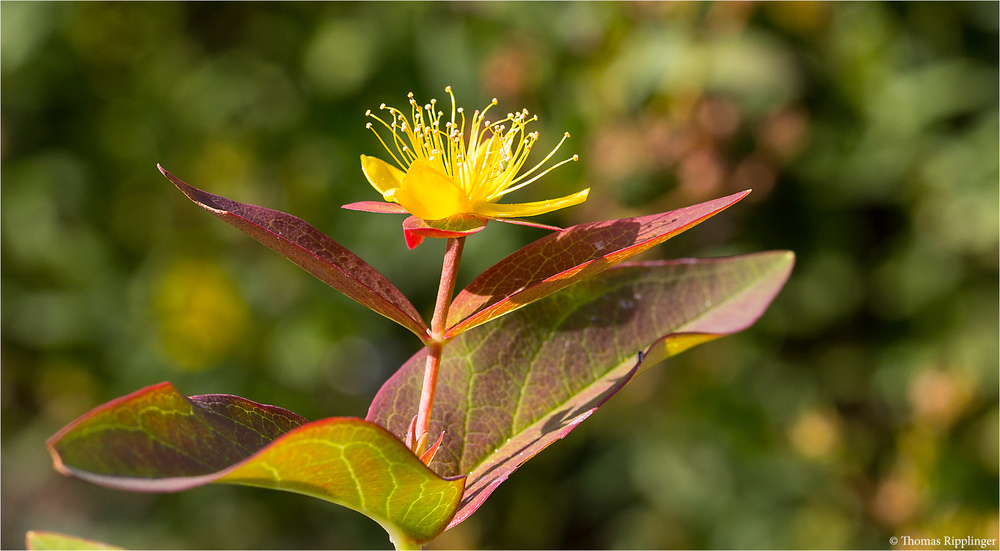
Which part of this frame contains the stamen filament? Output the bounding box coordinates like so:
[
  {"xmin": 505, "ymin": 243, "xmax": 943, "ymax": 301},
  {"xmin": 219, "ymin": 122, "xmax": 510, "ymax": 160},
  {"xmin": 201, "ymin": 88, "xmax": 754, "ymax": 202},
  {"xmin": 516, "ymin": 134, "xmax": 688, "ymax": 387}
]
[
  {"xmin": 362, "ymin": 88, "xmax": 586, "ymax": 221},
  {"xmin": 506, "ymin": 131, "xmax": 572, "ymax": 187},
  {"xmin": 495, "ymin": 154, "xmax": 579, "ymax": 198}
]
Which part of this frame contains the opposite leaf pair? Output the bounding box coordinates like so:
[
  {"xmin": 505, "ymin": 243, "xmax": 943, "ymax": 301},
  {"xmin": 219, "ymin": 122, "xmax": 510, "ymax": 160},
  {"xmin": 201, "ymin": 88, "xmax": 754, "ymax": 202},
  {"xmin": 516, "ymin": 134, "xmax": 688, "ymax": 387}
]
[
  {"xmin": 38, "ymin": 90, "xmax": 792, "ymax": 550},
  {"xmin": 45, "ymin": 169, "xmax": 792, "ymax": 549},
  {"xmin": 161, "ymin": 166, "xmax": 755, "ymax": 344}
]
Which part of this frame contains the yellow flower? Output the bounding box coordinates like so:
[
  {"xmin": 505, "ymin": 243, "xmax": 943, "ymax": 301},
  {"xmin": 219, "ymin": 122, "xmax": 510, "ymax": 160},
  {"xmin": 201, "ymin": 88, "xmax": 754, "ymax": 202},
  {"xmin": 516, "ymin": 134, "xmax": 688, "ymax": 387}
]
[{"xmin": 352, "ymin": 87, "xmax": 589, "ymax": 226}]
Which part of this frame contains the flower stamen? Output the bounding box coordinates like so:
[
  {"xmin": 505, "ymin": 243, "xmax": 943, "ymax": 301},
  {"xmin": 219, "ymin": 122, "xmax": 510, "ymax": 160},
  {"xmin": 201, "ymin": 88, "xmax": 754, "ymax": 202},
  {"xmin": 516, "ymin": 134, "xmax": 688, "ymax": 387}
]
[{"xmin": 358, "ymin": 87, "xmax": 589, "ymax": 228}]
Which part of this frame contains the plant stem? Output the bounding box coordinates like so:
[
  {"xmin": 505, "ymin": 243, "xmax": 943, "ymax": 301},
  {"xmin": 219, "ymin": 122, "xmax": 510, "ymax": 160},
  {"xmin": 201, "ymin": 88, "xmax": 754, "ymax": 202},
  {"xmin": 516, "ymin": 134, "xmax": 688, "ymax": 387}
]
[
  {"xmin": 413, "ymin": 237, "xmax": 465, "ymax": 456},
  {"xmin": 387, "ymin": 526, "xmax": 422, "ymax": 551},
  {"xmin": 393, "ymin": 538, "xmax": 422, "ymax": 551}
]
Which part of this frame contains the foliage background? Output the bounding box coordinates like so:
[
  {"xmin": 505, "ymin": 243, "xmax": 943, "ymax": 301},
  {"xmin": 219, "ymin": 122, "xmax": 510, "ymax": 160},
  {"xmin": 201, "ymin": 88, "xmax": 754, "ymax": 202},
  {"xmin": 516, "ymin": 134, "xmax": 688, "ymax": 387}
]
[{"xmin": 2, "ymin": 2, "xmax": 997, "ymax": 549}]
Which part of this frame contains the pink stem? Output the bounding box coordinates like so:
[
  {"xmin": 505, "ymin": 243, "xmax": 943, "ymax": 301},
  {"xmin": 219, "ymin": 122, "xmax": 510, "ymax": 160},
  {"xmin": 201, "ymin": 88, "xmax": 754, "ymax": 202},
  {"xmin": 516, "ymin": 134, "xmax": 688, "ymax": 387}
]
[{"xmin": 413, "ymin": 237, "xmax": 465, "ymax": 456}]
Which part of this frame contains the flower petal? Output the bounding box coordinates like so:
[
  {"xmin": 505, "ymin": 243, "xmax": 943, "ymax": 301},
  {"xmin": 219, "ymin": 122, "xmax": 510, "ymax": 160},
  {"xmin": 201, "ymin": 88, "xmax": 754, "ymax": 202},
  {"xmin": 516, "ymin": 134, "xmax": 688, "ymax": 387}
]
[
  {"xmin": 360, "ymin": 155, "xmax": 405, "ymax": 197},
  {"xmin": 474, "ymin": 188, "xmax": 590, "ymax": 219},
  {"xmin": 394, "ymin": 160, "xmax": 473, "ymax": 221}
]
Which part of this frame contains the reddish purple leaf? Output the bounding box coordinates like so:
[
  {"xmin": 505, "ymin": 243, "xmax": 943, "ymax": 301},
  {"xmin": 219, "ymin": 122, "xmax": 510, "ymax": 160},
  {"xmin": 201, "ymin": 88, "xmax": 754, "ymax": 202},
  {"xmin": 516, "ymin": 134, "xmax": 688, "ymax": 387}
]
[
  {"xmin": 47, "ymin": 382, "xmax": 465, "ymax": 546},
  {"xmin": 367, "ymin": 251, "xmax": 794, "ymax": 528},
  {"xmin": 159, "ymin": 165, "xmax": 430, "ymax": 342},
  {"xmin": 444, "ymin": 190, "xmax": 751, "ymax": 339}
]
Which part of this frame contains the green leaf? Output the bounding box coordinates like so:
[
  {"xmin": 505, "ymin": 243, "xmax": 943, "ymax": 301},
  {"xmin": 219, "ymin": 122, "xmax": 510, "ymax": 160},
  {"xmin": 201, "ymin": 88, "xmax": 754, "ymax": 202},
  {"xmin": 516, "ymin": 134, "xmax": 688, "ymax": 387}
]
[
  {"xmin": 444, "ymin": 190, "xmax": 751, "ymax": 339},
  {"xmin": 26, "ymin": 531, "xmax": 123, "ymax": 550},
  {"xmin": 159, "ymin": 165, "xmax": 431, "ymax": 343},
  {"xmin": 47, "ymin": 383, "xmax": 465, "ymax": 547},
  {"xmin": 368, "ymin": 251, "xmax": 794, "ymax": 528}
]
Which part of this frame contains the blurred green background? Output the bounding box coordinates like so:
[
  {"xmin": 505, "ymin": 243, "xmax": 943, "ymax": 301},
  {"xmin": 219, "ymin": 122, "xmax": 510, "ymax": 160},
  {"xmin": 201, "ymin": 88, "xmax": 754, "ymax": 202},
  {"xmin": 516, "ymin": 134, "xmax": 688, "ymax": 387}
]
[{"xmin": 2, "ymin": 2, "xmax": 997, "ymax": 549}]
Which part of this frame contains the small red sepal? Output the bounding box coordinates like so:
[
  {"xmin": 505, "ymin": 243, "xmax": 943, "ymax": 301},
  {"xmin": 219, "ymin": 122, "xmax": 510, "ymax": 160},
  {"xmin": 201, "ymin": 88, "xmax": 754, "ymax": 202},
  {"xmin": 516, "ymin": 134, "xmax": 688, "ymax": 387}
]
[
  {"xmin": 419, "ymin": 432, "xmax": 445, "ymax": 466},
  {"xmin": 342, "ymin": 201, "xmax": 409, "ymax": 214},
  {"xmin": 401, "ymin": 215, "xmax": 488, "ymax": 249},
  {"xmin": 405, "ymin": 415, "xmax": 418, "ymax": 449}
]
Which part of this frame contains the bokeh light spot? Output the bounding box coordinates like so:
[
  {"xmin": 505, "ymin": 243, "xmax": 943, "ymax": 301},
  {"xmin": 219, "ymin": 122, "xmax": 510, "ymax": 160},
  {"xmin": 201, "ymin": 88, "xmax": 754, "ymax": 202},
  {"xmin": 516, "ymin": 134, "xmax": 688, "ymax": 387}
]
[{"xmin": 154, "ymin": 259, "xmax": 250, "ymax": 371}]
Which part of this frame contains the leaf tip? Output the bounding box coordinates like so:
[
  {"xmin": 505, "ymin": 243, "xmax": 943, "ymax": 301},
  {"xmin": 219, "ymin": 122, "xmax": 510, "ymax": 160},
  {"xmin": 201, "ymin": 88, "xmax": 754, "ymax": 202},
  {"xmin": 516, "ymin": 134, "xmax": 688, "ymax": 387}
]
[
  {"xmin": 45, "ymin": 435, "xmax": 69, "ymax": 477},
  {"xmin": 777, "ymin": 250, "xmax": 796, "ymax": 282},
  {"xmin": 157, "ymin": 164, "xmax": 185, "ymax": 189},
  {"xmin": 156, "ymin": 164, "xmax": 177, "ymax": 183},
  {"xmin": 767, "ymin": 250, "xmax": 796, "ymax": 280},
  {"xmin": 46, "ymin": 381, "xmax": 180, "ymax": 479}
]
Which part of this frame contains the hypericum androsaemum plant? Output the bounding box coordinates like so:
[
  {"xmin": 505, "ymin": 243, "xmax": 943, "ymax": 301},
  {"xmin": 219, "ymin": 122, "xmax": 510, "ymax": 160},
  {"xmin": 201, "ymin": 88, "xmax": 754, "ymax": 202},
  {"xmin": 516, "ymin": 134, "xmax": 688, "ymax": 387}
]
[{"xmin": 33, "ymin": 88, "xmax": 794, "ymax": 550}]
